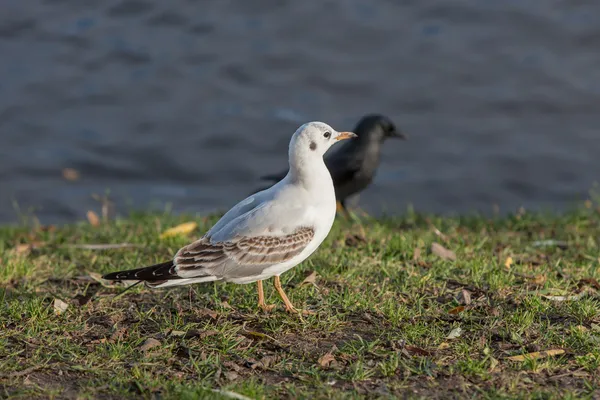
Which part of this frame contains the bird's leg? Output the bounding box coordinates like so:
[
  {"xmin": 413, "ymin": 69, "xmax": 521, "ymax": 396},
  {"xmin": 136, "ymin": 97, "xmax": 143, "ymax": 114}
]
[
  {"xmin": 273, "ymin": 276, "xmax": 314, "ymax": 315},
  {"xmin": 256, "ymin": 280, "xmax": 276, "ymax": 312},
  {"xmin": 273, "ymin": 276, "xmax": 297, "ymax": 313}
]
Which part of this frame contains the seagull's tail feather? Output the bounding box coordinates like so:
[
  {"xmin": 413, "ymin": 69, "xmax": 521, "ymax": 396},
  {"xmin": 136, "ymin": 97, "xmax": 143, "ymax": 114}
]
[
  {"xmin": 102, "ymin": 260, "xmax": 180, "ymax": 282},
  {"xmin": 102, "ymin": 261, "xmax": 220, "ymax": 289}
]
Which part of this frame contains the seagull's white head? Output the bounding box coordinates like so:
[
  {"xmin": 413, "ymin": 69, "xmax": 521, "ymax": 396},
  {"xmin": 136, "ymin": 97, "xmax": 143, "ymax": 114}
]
[
  {"xmin": 289, "ymin": 121, "xmax": 357, "ymax": 159},
  {"xmin": 287, "ymin": 121, "xmax": 357, "ymax": 183}
]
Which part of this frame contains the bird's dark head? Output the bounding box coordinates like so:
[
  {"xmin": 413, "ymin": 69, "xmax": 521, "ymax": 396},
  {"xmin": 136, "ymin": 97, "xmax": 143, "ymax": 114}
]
[{"xmin": 354, "ymin": 114, "xmax": 407, "ymax": 142}]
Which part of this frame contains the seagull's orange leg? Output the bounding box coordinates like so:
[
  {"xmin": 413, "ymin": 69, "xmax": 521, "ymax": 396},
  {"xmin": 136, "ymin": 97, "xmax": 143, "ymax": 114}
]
[
  {"xmin": 257, "ymin": 280, "xmax": 276, "ymax": 312},
  {"xmin": 273, "ymin": 276, "xmax": 314, "ymax": 315}
]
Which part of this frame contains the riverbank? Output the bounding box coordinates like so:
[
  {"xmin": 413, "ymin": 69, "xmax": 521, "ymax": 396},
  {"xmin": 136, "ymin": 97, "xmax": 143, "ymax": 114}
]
[{"xmin": 1, "ymin": 208, "xmax": 600, "ymax": 398}]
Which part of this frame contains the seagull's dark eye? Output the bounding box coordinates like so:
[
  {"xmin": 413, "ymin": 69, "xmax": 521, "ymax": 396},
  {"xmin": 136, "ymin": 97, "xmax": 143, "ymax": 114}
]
[{"xmin": 323, "ymin": 131, "xmax": 331, "ymax": 139}]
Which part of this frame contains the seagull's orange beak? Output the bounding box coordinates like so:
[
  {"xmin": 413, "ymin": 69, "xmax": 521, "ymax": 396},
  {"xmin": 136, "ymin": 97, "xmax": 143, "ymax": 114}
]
[{"xmin": 336, "ymin": 132, "xmax": 358, "ymax": 141}]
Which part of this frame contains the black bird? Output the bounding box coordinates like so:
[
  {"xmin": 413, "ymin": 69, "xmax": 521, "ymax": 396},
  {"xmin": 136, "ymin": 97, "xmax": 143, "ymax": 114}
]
[{"xmin": 259, "ymin": 114, "xmax": 407, "ymax": 213}]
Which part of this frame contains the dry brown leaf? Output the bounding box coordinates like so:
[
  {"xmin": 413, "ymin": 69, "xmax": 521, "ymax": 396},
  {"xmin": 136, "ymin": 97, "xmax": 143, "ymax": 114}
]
[
  {"xmin": 87, "ymin": 211, "xmax": 100, "ymax": 227},
  {"xmin": 197, "ymin": 308, "xmax": 218, "ymax": 319},
  {"xmin": 431, "ymin": 242, "xmax": 456, "ymax": 261},
  {"xmin": 438, "ymin": 342, "xmax": 450, "ymax": 350},
  {"xmin": 139, "ymin": 338, "xmax": 161, "ymax": 352},
  {"xmin": 504, "ymin": 256, "xmax": 513, "ymax": 269},
  {"xmin": 53, "ymin": 298, "xmax": 69, "ymax": 315},
  {"xmin": 251, "ymin": 355, "xmax": 278, "ymax": 370},
  {"xmin": 530, "ymin": 274, "xmax": 546, "ymax": 285},
  {"xmin": 300, "ymin": 271, "xmax": 317, "ymax": 286},
  {"xmin": 62, "ymin": 168, "xmax": 80, "ymax": 181},
  {"xmin": 448, "ymin": 306, "xmax": 465, "ymax": 315},
  {"xmin": 160, "ymin": 222, "xmax": 198, "ymax": 239},
  {"xmin": 405, "ymin": 345, "xmax": 433, "ymax": 356},
  {"xmin": 318, "ymin": 345, "xmax": 338, "ymax": 368},
  {"xmin": 507, "ymin": 349, "xmax": 564, "ymax": 361},
  {"xmin": 458, "ymin": 289, "xmax": 472, "ymax": 305},
  {"xmin": 318, "ymin": 353, "xmax": 336, "ymax": 368}
]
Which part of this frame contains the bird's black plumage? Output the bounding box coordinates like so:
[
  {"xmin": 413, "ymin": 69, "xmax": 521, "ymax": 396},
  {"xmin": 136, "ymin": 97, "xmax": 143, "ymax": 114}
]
[
  {"xmin": 259, "ymin": 114, "xmax": 406, "ymax": 210},
  {"xmin": 102, "ymin": 260, "xmax": 180, "ymax": 283}
]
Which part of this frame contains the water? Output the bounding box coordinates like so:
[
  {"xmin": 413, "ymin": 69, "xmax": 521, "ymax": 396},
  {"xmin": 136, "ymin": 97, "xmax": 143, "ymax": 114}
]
[{"xmin": 1, "ymin": 0, "xmax": 599, "ymax": 224}]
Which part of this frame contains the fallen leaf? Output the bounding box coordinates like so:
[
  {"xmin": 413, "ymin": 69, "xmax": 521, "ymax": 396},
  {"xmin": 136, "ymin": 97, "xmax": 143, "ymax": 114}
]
[
  {"xmin": 319, "ymin": 353, "xmax": 336, "ymax": 368},
  {"xmin": 530, "ymin": 274, "xmax": 546, "ymax": 285},
  {"xmin": 446, "ymin": 327, "xmax": 463, "ymax": 340},
  {"xmin": 458, "ymin": 289, "xmax": 472, "ymax": 305},
  {"xmin": 405, "ymin": 345, "xmax": 433, "ymax": 356},
  {"xmin": 318, "ymin": 345, "xmax": 338, "ymax": 368},
  {"xmin": 87, "ymin": 211, "xmax": 100, "ymax": 227},
  {"xmin": 251, "ymin": 355, "xmax": 278, "ymax": 370},
  {"xmin": 431, "ymin": 242, "xmax": 456, "ymax": 261},
  {"xmin": 507, "ymin": 349, "xmax": 564, "ymax": 362},
  {"xmin": 170, "ymin": 330, "xmax": 186, "ymax": 337},
  {"xmin": 53, "ymin": 299, "xmax": 69, "ymax": 315},
  {"xmin": 448, "ymin": 306, "xmax": 465, "ymax": 315},
  {"xmin": 438, "ymin": 342, "xmax": 450, "ymax": 350},
  {"xmin": 139, "ymin": 338, "xmax": 161, "ymax": 352},
  {"xmin": 62, "ymin": 168, "xmax": 80, "ymax": 181},
  {"xmin": 224, "ymin": 371, "xmax": 239, "ymax": 381},
  {"xmin": 220, "ymin": 301, "xmax": 234, "ymax": 309},
  {"xmin": 160, "ymin": 222, "xmax": 198, "ymax": 239},
  {"xmin": 504, "ymin": 256, "xmax": 513, "ymax": 269},
  {"xmin": 300, "ymin": 271, "xmax": 317, "ymax": 286},
  {"xmin": 197, "ymin": 308, "xmax": 218, "ymax": 319},
  {"xmin": 542, "ymin": 290, "xmax": 589, "ymax": 302},
  {"xmin": 489, "ymin": 357, "xmax": 499, "ymax": 372}
]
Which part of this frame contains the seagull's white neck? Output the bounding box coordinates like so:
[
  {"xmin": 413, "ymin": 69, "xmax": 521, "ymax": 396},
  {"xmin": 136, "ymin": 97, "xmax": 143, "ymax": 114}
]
[{"xmin": 287, "ymin": 147, "xmax": 331, "ymax": 191}]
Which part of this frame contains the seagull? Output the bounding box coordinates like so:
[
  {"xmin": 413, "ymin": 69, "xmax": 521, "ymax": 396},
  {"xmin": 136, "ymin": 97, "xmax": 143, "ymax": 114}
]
[
  {"xmin": 102, "ymin": 122, "xmax": 357, "ymax": 314},
  {"xmin": 259, "ymin": 114, "xmax": 406, "ymax": 213}
]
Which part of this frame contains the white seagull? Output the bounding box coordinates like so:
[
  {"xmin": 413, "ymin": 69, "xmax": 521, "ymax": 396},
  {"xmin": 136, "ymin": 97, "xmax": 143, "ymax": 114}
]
[{"xmin": 102, "ymin": 122, "xmax": 357, "ymax": 313}]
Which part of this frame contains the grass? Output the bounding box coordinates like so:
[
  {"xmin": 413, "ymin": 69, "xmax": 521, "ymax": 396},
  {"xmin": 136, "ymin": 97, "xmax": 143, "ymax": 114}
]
[{"xmin": 1, "ymin": 205, "xmax": 600, "ymax": 399}]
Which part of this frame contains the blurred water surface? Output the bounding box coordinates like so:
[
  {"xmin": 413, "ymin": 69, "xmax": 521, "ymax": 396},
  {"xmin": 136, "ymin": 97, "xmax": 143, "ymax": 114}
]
[{"xmin": 1, "ymin": 0, "xmax": 599, "ymax": 223}]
